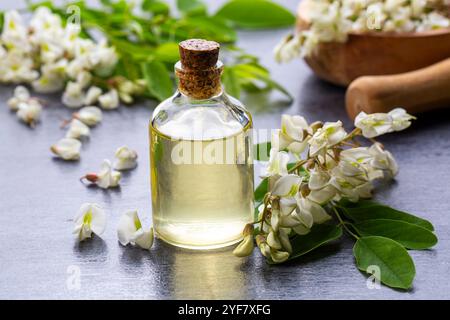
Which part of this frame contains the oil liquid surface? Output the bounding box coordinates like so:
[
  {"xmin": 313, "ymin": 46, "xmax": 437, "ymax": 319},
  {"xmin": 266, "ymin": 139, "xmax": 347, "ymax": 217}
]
[{"xmin": 150, "ymin": 108, "xmax": 254, "ymax": 249}]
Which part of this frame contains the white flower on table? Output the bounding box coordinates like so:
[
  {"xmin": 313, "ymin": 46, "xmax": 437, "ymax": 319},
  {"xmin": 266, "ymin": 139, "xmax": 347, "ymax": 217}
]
[
  {"xmin": 16, "ymin": 101, "xmax": 42, "ymax": 127},
  {"xmin": 117, "ymin": 210, "xmax": 154, "ymax": 250},
  {"xmin": 7, "ymin": 86, "xmax": 31, "ymax": 111},
  {"xmin": 62, "ymin": 81, "xmax": 85, "ymax": 108},
  {"xmin": 32, "ymin": 59, "xmax": 67, "ymax": 93},
  {"xmin": 114, "ymin": 146, "xmax": 138, "ymax": 170},
  {"xmin": 308, "ymin": 121, "xmax": 347, "ymax": 156},
  {"xmin": 73, "ymin": 203, "xmax": 106, "ymax": 241},
  {"xmin": 99, "ymin": 89, "xmax": 120, "ymax": 110},
  {"xmin": 82, "ymin": 159, "xmax": 121, "ymax": 189},
  {"xmin": 73, "ymin": 106, "xmax": 103, "ymax": 126},
  {"xmin": 0, "ymin": 53, "xmax": 39, "ymax": 83},
  {"xmin": 50, "ymin": 138, "xmax": 82, "ymax": 160},
  {"xmin": 84, "ymin": 86, "xmax": 103, "ymax": 105},
  {"xmin": 1, "ymin": 11, "xmax": 30, "ymax": 51},
  {"xmin": 66, "ymin": 119, "xmax": 90, "ymax": 139},
  {"xmin": 76, "ymin": 71, "xmax": 92, "ymax": 89}
]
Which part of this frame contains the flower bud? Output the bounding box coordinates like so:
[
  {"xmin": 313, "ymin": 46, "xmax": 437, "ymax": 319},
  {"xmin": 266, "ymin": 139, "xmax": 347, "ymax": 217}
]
[
  {"xmin": 310, "ymin": 121, "xmax": 323, "ymax": 133},
  {"xmin": 243, "ymin": 223, "xmax": 254, "ymax": 237},
  {"xmin": 232, "ymin": 234, "xmax": 254, "ymax": 257}
]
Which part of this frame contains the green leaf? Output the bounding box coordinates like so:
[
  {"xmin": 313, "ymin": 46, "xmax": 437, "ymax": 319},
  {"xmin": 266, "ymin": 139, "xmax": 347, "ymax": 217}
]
[
  {"xmin": 233, "ymin": 63, "xmax": 293, "ymax": 101},
  {"xmin": 177, "ymin": 0, "xmax": 207, "ymax": 16},
  {"xmin": 142, "ymin": 0, "xmax": 170, "ymax": 16},
  {"xmin": 154, "ymin": 42, "xmax": 180, "ymax": 64},
  {"xmin": 352, "ymin": 219, "xmax": 437, "ymax": 250},
  {"xmin": 215, "ymin": 0, "xmax": 296, "ymax": 29},
  {"xmin": 254, "ymin": 141, "xmax": 271, "ymax": 161},
  {"xmin": 254, "ymin": 178, "xmax": 268, "ymax": 203},
  {"xmin": 285, "ymin": 224, "xmax": 343, "ymax": 262},
  {"xmin": 353, "ymin": 236, "xmax": 416, "ymax": 289},
  {"xmin": 181, "ymin": 16, "xmax": 237, "ymax": 43},
  {"xmin": 141, "ymin": 60, "xmax": 173, "ymax": 101},
  {"xmin": 222, "ymin": 67, "xmax": 241, "ymax": 98},
  {"xmin": 339, "ymin": 200, "xmax": 434, "ymax": 231}
]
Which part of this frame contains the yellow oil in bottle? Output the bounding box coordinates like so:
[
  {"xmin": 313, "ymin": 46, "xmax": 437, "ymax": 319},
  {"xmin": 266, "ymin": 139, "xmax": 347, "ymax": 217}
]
[{"xmin": 150, "ymin": 109, "xmax": 254, "ymax": 250}]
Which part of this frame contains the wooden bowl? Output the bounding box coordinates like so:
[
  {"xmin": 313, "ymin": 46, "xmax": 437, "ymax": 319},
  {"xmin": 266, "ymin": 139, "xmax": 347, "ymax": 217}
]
[{"xmin": 297, "ymin": 0, "xmax": 450, "ymax": 86}]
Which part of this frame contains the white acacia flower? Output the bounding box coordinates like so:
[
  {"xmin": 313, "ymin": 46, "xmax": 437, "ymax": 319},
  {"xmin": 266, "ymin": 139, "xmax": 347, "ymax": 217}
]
[
  {"xmin": 62, "ymin": 81, "xmax": 85, "ymax": 108},
  {"xmin": 84, "ymin": 86, "xmax": 102, "ymax": 105},
  {"xmin": 263, "ymin": 149, "xmax": 289, "ymax": 177},
  {"xmin": 8, "ymin": 86, "xmax": 30, "ymax": 111},
  {"xmin": 1, "ymin": 53, "xmax": 39, "ymax": 83},
  {"xmin": 114, "ymin": 146, "xmax": 138, "ymax": 170},
  {"xmin": 50, "ymin": 138, "xmax": 82, "ymax": 160},
  {"xmin": 117, "ymin": 210, "xmax": 154, "ymax": 250},
  {"xmin": 73, "ymin": 203, "xmax": 106, "ymax": 241},
  {"xmin": 354, "ymin": 111, "xmax": 393, "ymax": 138},
  {"xmin": 1, "ymin": 11, "xmax": 30, "ymax": 50},
  {"xmin": 369, "ymin": 143, "xmax": 399, "ymax": 178},
  {"xmin": 274, "ymin": 33, "xmax": 302, "ymax": 63},
  {"xmin": 307, "ymin": 170, "xmax": 336, "ymax": 204},
  {"xmin": 330, "ymin": 166, "xmax": 373, "ymax": 202},
  {"xmin": 99, "ymin": 89, "xmax": 119, "ymax": 110},
  {"xmin": 66, "ymin": 119, "xmax": 90, "ymax": 139},
  {"xmin": 271, "ymin": 174, "xmax": 302, "ymax": 198},
  {"xmin": 290, "ymin": 196, "xmax": 331, "ymax": 235},
  {"xmin": 90, "ymin": 40, "xmax": 118, "ymax": 77},
  {"xmin": 388, "ymin": 108, "xmax": 416, "ymax": 131},
  {"xmin": 256, "ymin": 235, "xmax": 289, "ymax": 263},
  {"xmin": 73, "ymin": 106, "xmax": 103, "ymax": 126},
  {"xmin": 279, "ymin": 114, "xmax": 311, "ymax": 154},
  {"xmin": 95, "ymin": 159, "xmax": 121, "ymax": 189},
  {"xmin": 16, "ymin": 101, "xmax": 42, "ymax": 127},
  {"xmin": 76, "ymin": 71, "xmax": 92, "ymax": 89},
  {"xmin": 32, "ymin": 59, "xmax": 67, "ymax": 93},
  {"xmin": 308, "ymin": 121, "xmax": 347, "ymax": 156}
]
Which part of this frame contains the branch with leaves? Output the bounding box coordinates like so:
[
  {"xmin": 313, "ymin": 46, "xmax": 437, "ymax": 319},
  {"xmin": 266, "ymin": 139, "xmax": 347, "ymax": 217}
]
[
  {"xmin": 10, "ymin": 0, "xmax": 294, "ymax": 106},
  {"xmin": 234, "ymin": 108, "xmax": 437, "ymax": 290}
]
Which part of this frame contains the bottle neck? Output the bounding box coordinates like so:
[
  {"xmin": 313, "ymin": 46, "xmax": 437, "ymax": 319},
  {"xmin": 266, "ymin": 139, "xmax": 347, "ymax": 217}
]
[{"xmin": 175, "ymin": 61, "xmax": 224, "ymax": 100}]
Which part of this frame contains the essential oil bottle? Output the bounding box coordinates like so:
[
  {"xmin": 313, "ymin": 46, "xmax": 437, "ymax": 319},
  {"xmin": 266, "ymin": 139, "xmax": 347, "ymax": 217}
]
[{"xmin": 150, "ymin": 39, "xmax": 254, "ymax": 250}]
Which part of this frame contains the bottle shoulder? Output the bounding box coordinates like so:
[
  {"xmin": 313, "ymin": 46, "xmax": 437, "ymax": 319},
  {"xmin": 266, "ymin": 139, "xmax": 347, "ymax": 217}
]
[{"xmin": 151, "ymin": 91, "xmax": 252, "ymax": 140}]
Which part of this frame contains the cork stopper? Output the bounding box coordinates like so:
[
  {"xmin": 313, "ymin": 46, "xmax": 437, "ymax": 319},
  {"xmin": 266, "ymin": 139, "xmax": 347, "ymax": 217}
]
[
  {"xmin": 176, "ymin": 39, "xmax": 223, "ymax": 99},
  {"xmin": 179, "ymin": 39, "xmax": 220, "ymax": 70}
]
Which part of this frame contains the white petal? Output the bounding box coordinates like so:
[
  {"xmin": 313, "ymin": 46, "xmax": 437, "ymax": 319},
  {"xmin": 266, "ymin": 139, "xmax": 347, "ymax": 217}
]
[
  {"xmin": 117, "ymin": 210, "xmax": 140, "ymax": 246},
  {"xmin": 89, "ymin": 204, "xmax": 107, "ymax": 236},
  {"xmin": 308, "ymin": 171, "xmax": 330, "ymax": 190},
  {"xmin": 271, "ymin": 174, "xmax": 302, "ymax": 197},
  {"xmin": 267, "ymin": 230, "xmax": 282, "ymax": 250},
  {"xmin": 134, "ymin": 228, "xmax": 154, "ymax": 250},
  {"xmin": 113, "ymin": 146, "xmax": 138, "ymax": 170},
  {"xmin": 66, "ymin": 119, "xmax": 90, "ymax": 139},
  {"xmin": 75, "ymin": 106, "xmax": 102, "ymax": 126},
  {"xmin": 84, "ymin": 86, "xmax": 102, "ymax": 105},
  {"xmin": 50, "ymin": 138, "xmax": 81, "ymax": 160}
]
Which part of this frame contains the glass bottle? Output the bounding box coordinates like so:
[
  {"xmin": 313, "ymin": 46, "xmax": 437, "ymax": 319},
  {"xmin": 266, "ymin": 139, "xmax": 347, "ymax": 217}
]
[{"xmin": 149, "ymin": 39, "xmax": 254, "ymax": 250}]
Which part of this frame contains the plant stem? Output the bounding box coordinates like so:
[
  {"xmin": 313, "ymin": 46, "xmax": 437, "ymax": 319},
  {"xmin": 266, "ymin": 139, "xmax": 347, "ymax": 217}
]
[
  {"xmin": 331, "ymin": 206, "xmax": 359, "ymax": 240},
  {"xmin": 288, "ymin": 159, "xmax": 307, "ymax": 173}
]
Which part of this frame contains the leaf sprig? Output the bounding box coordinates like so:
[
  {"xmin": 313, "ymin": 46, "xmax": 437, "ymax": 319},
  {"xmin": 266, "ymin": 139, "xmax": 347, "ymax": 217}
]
[{"xmin": 28, "ymin": 0, "xmax": 294, "ymax": 102}]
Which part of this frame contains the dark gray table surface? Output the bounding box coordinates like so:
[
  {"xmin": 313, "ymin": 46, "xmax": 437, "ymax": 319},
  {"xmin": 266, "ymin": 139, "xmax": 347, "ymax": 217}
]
[{"xmin": 1, "ymin": 0, "xmax": 449, "ymax": 300}]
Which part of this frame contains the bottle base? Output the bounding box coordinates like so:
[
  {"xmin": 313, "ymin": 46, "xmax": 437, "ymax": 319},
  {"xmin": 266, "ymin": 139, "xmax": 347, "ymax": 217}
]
[{"xmin": 154, "ymin": 230, "xmax": 243, "ymax": 250}]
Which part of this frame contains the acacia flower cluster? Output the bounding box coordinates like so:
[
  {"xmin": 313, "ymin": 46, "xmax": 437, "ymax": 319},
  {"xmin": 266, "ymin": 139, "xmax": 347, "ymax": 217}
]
[
  {"xmin": 0, "ymin": 8, "xmax": 145, "ymax": 112},
  {"xmin": 74, "ymin": 203, "xmax": 153, "ymax": 249},
  {"xmin": 274, "ymin": 0, "xmax": 450, "ymax": 60},
  {"xmin": 233, "ymin": 108, "xmax": 415, "ymax": 263}
]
